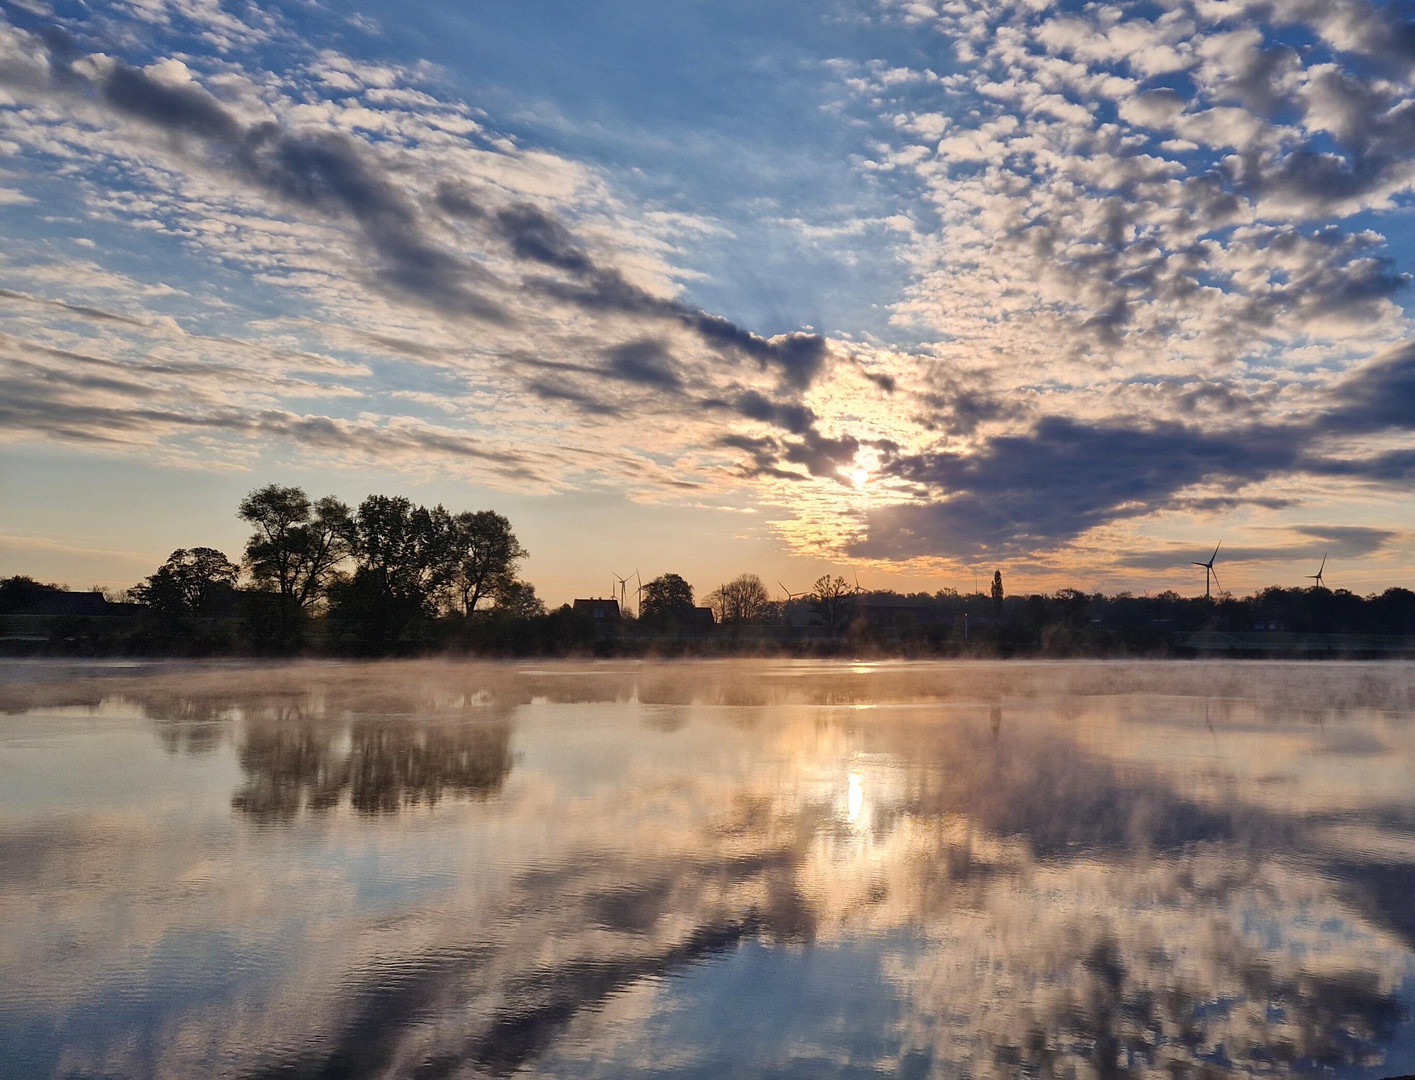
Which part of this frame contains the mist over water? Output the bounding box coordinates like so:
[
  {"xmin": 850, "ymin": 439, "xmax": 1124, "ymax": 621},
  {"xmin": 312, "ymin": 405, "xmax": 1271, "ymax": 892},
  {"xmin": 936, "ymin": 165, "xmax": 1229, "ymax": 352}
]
[{"xmin": 2, "ymin": 659, "xmax": 1414, "ymax": 1079}]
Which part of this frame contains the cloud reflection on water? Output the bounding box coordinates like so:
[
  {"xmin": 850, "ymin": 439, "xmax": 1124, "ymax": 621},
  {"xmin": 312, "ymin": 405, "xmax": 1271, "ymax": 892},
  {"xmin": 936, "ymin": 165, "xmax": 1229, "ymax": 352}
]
[{"xmin": 0, "ymin": 660, "xmax": 1413, "ymax": 1079}]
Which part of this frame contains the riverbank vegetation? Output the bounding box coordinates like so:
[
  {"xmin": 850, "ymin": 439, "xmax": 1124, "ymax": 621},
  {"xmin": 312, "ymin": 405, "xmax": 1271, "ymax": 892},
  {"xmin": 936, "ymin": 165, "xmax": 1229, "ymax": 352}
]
[{"xmin": 4, "ymin": 484, "xmax": 1415, "ymax": 658}]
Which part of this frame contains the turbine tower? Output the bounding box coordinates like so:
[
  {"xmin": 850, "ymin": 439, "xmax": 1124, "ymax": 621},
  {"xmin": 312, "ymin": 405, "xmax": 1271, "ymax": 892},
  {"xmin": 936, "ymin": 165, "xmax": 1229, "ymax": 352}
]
[
  {"xmin": 1307, "ymin": 553, "xmax": 1327, "ymax": 589},
  {"xmin": 1192, "ymin": 542, "xmax": 1222, "ymax": 600}
]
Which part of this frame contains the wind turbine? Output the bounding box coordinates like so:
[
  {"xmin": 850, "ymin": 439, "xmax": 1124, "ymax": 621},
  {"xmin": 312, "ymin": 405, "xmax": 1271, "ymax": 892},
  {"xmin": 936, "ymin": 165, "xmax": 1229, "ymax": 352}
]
[
  {"xmin": 1192, "ymin": 542, "xmax": 1222, "ymax": 600},
  {"xmin": 1307, "ymin": 553, "xmax": 1327, "ymax": 589},
  {"xmin": 778, "ymin": 581, "xmax": 805, "ymax": 602},
  {"xmin": 612, "ymin": 573, "xmax": 629, "ymax": 614},
  {"xmin": 634, "ymin": 569, "xmax": 643, "ymax": 618}
]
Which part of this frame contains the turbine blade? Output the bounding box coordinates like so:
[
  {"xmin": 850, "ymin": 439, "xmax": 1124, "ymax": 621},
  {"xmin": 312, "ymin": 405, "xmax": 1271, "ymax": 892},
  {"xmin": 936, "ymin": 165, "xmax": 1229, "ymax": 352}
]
[
  {"xmin": 1210, "ymin": 567, "xmax": 1221, "ymax": 594},
  {"xmin": 1211, "ymin": 541, "xmax": 1222, "ymax": 561}
]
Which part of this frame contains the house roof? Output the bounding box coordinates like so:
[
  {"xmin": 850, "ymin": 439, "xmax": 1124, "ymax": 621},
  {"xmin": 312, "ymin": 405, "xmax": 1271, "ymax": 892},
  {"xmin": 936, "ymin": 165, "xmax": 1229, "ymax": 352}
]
[
  {"xmin": 8, "ymin": 591, "xmax": 115, "ymax": 617},
  {"xmin": 572, "ymin": 598, "xmax": 621, "ymax": 619}
]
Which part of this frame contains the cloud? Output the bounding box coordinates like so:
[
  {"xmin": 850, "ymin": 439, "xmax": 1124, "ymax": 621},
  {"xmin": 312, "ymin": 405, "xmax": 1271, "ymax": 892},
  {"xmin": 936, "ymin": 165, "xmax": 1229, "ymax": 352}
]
[
  {"xmin": 854, "ymin": 416, "xmax": 1301, "ymax": 559},
  {"xmin": 523, "ymin": 377, "xmax": 622, "ymax": 417},
  {"xmin": 848, "ymin": 344, "xmax": 1415, "ymax": 559},
  {"xmin": 95, "ymin": 57, "xmax": 243, "ymax": 139},
  {"xmin": 0, "ymin": 5, "xmax": 864, "ymax": 522},
  {"xmin": 794, "ymin": 0, "xmax": 1415, "ymax": 563},
  {"xmin": 6, "ymin": 20, "xmax": 829, "ymax": 391},
  {"xmin": 1325, "ymin": 340, "xmax": 1415, "ymax": 433},
  {"xmin": 602, "ymin": 339, "xmax": 683, "ymax": 392},
  {"xmin": 719, "ymin": 390, "xmax": 816, "ymax": 436},
  {"xmin": 1290, "ymin": 523, "xmax": 1401, "ymax": 552},
  {"xmin": 842, "ymin": 0, "xmax": 1415, "ymax": 387},
  {"xmin": 533, "ymin": 263, "xmax": 829, "ymax": 390},
  {"xmin": 1115, "ymin": 525, "xmax": 1399, "ymax": 571}
]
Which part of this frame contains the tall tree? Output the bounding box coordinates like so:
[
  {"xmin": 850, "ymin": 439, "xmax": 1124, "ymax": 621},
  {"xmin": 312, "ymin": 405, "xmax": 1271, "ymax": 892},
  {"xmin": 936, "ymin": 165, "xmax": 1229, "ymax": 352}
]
[
  {"xmin": 449, "ymin": 510, "xmax": 527, "ymax": 615},
  {"xmin": 239, "ymin": 485, "xmax": 352, "ymax": 609},
  {"xmin": 328, "ymin": 496, "xmax": 458, "ymax": 653},
  {"xmin": 130, "ymin": 548, "xmax": 239, "ymax": 615},
  {"xmin": 810, "ymin": 574, "xmax": 855, "ymax": 633},
  {"xmin": 991, "ymin": 571, "xmax": 1004, "ymax": 616},
  {"xmin": 300, "ymin": 496, "xmax": 354, "ymax": 606},
  {"xmin": 238, "ymin": 485, "xmax": 309, "ymax": 599},
  {"xmin": 706, "ymin": 574, "xmax": 772, "ymax": 624},
  {"xmin": 128, "ymin": 548, "xmax": 240, "ymax": 654},
  {"xmin": 640, "ymin": 573, "xmax": 695, "ymax": 624},
  {"xmin": 345, "ymin": 496, "xmax": 456, "ymax": 608}
]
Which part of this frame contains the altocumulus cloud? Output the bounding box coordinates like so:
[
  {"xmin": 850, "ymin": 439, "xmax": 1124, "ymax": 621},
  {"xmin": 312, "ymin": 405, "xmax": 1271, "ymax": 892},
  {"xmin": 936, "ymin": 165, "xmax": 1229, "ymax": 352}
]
[
  {"xmin": 12, "ymin": 30, "xmax": 827, "ymax": 383},
  {"xmin": 828, "ymin": 0, "xmax": 1415, "ymax": 560},
  {"xmin": 0, "ymin": 3, "xmax": 840, "ymax": 495}
]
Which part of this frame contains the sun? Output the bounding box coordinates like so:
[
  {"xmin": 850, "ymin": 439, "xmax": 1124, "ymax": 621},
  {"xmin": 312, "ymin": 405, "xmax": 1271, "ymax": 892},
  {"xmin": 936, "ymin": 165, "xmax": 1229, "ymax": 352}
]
[{"xmin": 851, "ymin": 466, "xmax": 869, "ymax": 489}]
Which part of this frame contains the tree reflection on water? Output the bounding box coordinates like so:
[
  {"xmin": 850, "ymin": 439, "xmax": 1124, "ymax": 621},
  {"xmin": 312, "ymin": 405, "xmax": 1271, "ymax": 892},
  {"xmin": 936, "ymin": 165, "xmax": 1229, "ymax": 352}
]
[
  {"xmin": 2, "ymin": 660, "xmax": 1414, "ymax": 1080},
  {"xmin": 232, "ymin": 713, "xmax": 512, "ymax": 819},
  {"xmin": 52, "ymin": 678, "xmax": 520, "ymax": 819}
]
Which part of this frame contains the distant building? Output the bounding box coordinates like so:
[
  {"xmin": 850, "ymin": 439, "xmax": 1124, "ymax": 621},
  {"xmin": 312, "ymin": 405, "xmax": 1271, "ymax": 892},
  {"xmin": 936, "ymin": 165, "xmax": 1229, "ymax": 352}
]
[
  {"xmin": 14, "ymin": 591, "xmax": 112, "ymax": 617},
  {"xmin": 4, "ymin": 590, "xmax": 143, "ymax": 618},
  {"xmin": 572, "ymin": 598, "xmax": 621, "ymax": 621},
  {"xmin": 690, "ymin": 606, "xmax": 716, "ymax": 628},
  {"xmin": 0, "ymin": 588, "xmax": 144, "ymax": 653},
  {"xmin": 852, "ymin": 594, "xmax": 947, "ymax": 627}
]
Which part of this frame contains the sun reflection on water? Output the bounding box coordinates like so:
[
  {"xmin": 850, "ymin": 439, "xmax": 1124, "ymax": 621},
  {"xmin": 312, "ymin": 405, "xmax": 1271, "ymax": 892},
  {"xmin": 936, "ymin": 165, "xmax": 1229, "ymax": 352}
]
[{"xmin": 4, "ymin": 660, "xmax": 1415, "ymax": 1080}]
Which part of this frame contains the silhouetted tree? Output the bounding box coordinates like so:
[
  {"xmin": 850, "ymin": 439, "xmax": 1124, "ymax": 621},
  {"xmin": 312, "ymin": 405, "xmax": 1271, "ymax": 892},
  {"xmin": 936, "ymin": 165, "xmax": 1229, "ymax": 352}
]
[
  {"xmin": 350, "ymin": 496, "xmax": 456, "ymax": 602},
  {"xmin": 130, "ymin": 548, "xmax": 239, "ymax": 615},
  {"xmin": 810, "ymin": 574, "xmax": 855, "ymax": 634},
  {"xmin": 1373, "ymin": 587, "xmax": 1415, "ymax": 636},
  {"xmin": 706, "ymin": 574, "xmax": 772, "ymax": 624},
  {"xmin": 992, "ymin": 571, "xmax": 1004, "ymax": 616},
  {"xmin": 128, "ymin": 548, "xmax": 240, "ymax": 653},
  {"xmin": 238, "ymin": 484, "xmax": 352, "ymax": 610},
  {"xmin": 326, "ymin": 496, "xmax": 456, "ymax": 652},
  {"xmin": 639, "ymin": 573, "xmax": 695, "ymax": 625},
  {"xmin": 491, "ymin": 578, "xmax": 545, "ymax": 620},
  {"xmin": 449, "ymin": 510, "xmax": 527, "ymax": 615}
]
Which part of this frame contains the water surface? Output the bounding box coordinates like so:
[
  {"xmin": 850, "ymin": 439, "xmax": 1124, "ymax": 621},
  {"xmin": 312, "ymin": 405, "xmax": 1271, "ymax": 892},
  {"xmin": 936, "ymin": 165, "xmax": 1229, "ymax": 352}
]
[{"xmin": 2, "ymin": 659, "xmax": 1414, "ymax": 1079}]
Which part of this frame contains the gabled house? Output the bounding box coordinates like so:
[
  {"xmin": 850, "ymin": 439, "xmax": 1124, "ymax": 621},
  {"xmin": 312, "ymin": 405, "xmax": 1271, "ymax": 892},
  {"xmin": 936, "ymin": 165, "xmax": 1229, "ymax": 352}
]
[{"xmin": 572, "ymin": 598, "xmax": 621, "ymax": 621}]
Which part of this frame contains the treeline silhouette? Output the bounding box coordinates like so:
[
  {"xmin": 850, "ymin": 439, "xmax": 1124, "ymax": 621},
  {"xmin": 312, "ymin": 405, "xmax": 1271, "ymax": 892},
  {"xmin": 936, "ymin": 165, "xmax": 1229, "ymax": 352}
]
[{"xmin": 3, "ymin": 483, "xmax": 1415, "ymax": 657}]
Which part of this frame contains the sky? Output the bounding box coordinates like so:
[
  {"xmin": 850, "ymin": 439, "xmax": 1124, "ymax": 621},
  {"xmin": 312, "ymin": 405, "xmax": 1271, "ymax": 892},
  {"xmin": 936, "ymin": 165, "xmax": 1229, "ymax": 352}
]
[{"xmin": 2, "ymin": 0, "xmax": 1415, "ymax": 604}]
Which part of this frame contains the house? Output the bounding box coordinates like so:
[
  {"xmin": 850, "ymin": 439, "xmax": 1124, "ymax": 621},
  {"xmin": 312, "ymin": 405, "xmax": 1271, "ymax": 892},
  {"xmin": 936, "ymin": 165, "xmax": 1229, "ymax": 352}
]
[
  {"xmin": 852, "ymin": 594, "xmax": 947, "ymax": 627},
  {"xmin": 572, "ymin": 598, "xmax": 621, "ymax": 621},
  {"xmin": 2, "ymin": 588, "xmax": 144, "ymax": 618},
  {"xmin": 0, "ymin": 588, "xmax": 144, "ymax": 654},
  {"xmin": 12, "ymin": 590, "xmax": 114, "ymax": 617}
]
